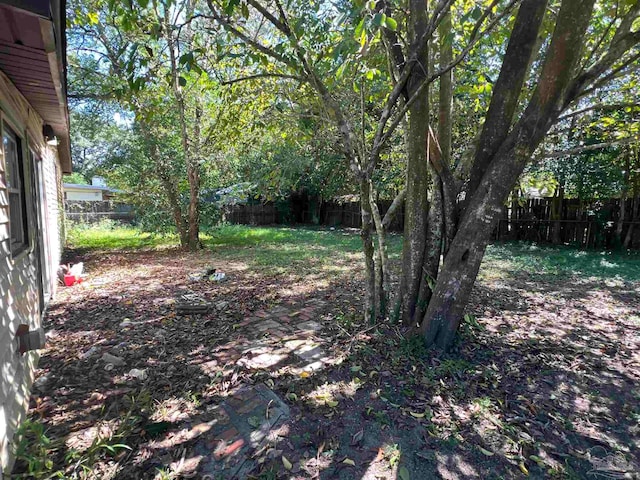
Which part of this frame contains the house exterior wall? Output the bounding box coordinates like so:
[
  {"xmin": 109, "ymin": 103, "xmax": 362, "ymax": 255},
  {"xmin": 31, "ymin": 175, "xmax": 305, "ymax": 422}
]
[
  {"xmin": 0, "ymin": 70, "xmax": 63, "ymax": 476},
  {"xmin": 65, "ymin": 188, "xmax": 103, "ymax": 201}
]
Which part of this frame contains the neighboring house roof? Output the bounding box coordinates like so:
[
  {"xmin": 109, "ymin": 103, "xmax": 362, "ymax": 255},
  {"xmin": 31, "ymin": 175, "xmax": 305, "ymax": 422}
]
[
  {"xmin": 0, "ymin": 0, "xmax": 71, "ymax": 172},
  {"xmin": 63, "ymin": 183, "xmax": 121, "ymax": 193},
  {"xmin": 522, "ymin": 186, "xmax": 555, "ymax": 199},
  {"xmin": 204, "ymin": 182, "xmax": 257, "ymax": 205}
]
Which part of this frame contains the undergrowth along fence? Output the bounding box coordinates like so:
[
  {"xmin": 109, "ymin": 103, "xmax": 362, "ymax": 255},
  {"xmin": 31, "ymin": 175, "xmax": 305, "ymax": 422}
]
[
  {"xmin": 65, "ymin": 200, "xmax": 135, "ymax": 224},
  {"xmin": 221, "ymin": 200, "xmax": 405, "ymax": 232}
]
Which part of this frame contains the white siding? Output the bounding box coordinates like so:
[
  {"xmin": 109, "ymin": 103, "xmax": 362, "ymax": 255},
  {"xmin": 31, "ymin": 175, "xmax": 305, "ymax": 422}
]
[
  {"xmin": 0, "ymin": 70, "xmax": 64, "ymax": 476},
  {"xmin": 41, "ymin": 150, "xmax": 62, "ymax": 296},
  {"xmin": 65, "ymin": 189, "xmax": 102, "ymax": 201}
]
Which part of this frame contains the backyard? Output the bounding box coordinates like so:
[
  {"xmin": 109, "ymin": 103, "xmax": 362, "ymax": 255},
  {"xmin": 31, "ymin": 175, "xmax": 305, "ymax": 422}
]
[{"xmin": 14, "ymin": 225, "xmax": 640, "ymax": 479}]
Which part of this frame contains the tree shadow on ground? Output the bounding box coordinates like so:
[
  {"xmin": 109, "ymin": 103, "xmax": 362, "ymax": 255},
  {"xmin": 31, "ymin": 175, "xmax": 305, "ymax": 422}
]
[{"xmin": 19, "ymin": 243, "xmax": 640, "ymax": 480}]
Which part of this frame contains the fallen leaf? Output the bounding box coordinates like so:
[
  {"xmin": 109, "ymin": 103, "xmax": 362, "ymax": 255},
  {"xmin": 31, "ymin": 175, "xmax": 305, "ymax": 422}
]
[
  {"xmin": 529, "ymin": 455, "xmax": 546, "ymax": 468},
  {"xmin": 342, "ymin": 458, "xmax": 355, "ymax": 466},
  {"xmin": 398, "ymin": 466, "xmax": 410, "ymax": 480},
  {"xmin": 326, "ymin": 400, "xmax": 338, "ymax": 408},
  {"xmin": 518, "ymin": 461, "xmax": 529, "ymax": 476},
  {"xmin": 478, "ymin": 447, "xmax": 495, "ymax": 456},
  {"xmin": 409, "ymin": 411, "xmax": 425, "ymax": 418},
  {"xmin": 282, "ymin": 455, "xmax": 292, "ymax": 470},
  {"xmin": 300, "ymin": 371, "xmax": 310, "ymax": 378}
]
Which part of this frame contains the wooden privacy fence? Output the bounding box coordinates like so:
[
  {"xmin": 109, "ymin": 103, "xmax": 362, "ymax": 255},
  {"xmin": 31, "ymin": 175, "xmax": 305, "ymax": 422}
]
[
  {"xmin": 223, "ymin": 196, "xmax": 640, "ymax": 249},
  {"xmin": 221, "ymin": 203, "xmax": 278, "ymax": 225},
  {"xmin": 65, "ymin": 200, "xmax": 135, "ymax": 224},
  {"xmin": 321, "ymin": 200, "xmax": 404, "ymax": 231},
  {"xmin": 493, "ymin": 197, "xmax": 640, "ymax": 249},
  {"xmin": 222, "ymin": 200, "xmax": 405, "ymax": 231}
]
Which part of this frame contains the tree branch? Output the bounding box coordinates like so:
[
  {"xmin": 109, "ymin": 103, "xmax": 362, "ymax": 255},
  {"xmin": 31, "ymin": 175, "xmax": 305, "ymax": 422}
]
[
  {"xmin": 568, "ymin": 1, "xmax": 640, "ymax": 103},
  {"xmin": 368, "ymin": 0, "xmax": 519, "ymax": 174},
  {"xmin": 539, "ymin": 137, "xmax": 638, "ymax": 158},
  {"xmin": 206, "ymin": 0, "xmax": 299, "ymax": 69},
  {"xmin": 382, "ymin": 189, "xmax": 405, "ymax": 230},
  {"xmin": 557, "ymin": 102, "xmax": 640, "ymax": 121},
  {"xmin": 221, "ymin": 73, "xmax": 305, "ymax": 85}
]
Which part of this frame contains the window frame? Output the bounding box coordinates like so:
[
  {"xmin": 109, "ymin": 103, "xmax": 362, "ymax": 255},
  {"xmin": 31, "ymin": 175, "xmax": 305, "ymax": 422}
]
[{"xmin": 2, "ymin": 119, "xmax": 30, "ymax": 257}]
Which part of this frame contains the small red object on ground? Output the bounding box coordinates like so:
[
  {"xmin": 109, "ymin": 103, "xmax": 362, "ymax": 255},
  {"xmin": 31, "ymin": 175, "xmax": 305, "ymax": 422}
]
[{"xmin": 64, "ymin": 274, "xmax": 83, "ymax": 286}]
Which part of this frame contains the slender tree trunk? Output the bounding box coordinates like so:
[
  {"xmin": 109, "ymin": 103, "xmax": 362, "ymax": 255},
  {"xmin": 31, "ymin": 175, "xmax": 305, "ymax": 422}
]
[
  {"xmin": 165, "ymin": 2, "xmax": 201, "ymax": 251},
  {"xmin": 616, "ymin": 152, "xmax": 630, "ymax": 247},
  {"xmin": 161, "ymin": 173, "xmax": 189, "ymax": 247},
  {"xmin": 414, "ymin": 172, "xmax": 443, "ymax": 325},
  {"xmin": 188, "ymin": 105, "xmax": 203, "ymax": 250},
  {"xmin": 399, "ymin": 0, "xmax": 430, "ymax": 324},
  {"xmin": 140, "ymin": 121, "xmax": 188, "ymax": 247},
  {"xmin": 551, "ymin": 182, "xmax": 564, "ymax": 244},
  {"xmin": 370, "ymin": 184, "xmax": 389, "ymax": 319},
  {"xmin": 360, "ymin": 179, "xmax": 377, "ymax": 323},
  {"xmin": 438, "ymin": 7, "xmax": 453, "ymax": 168},
  {"xmin": 435, "ymin": 5, "xmax": 455, "ymax": 259}
]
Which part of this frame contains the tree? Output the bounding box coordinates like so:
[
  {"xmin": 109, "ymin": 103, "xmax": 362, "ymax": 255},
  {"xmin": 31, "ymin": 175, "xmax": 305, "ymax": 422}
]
[
  {"xmin": 67, "ymin": 0, "xmax": 257, "ymax": 249},
  {"xmin": 204, "ymin": 0, "xmax": 513, "ymax": 322},
  {"xmin": 418, "ymin": 0, "xmax": 640, "ymax": 349}
]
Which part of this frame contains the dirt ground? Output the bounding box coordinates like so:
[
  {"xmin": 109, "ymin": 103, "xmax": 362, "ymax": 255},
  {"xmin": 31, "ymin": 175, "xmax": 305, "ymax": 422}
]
[{"xmin": 18, "ymin": 235, "xmax": 640, "ymax": 479}]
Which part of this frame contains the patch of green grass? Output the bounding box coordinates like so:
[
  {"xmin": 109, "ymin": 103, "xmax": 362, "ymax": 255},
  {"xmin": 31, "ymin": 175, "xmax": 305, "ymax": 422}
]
[
  {"xmin": 483, "ymin": 242, "xmax": 640, "ymax": 282},
  {"xmin": 66, "ymin": 222, "xmax": 179, "ymax": 251},
  {"xmin": 205, "ymin": 225, "xmax": 376, "ymax": 272},
  {"xmin": 66, "ymin": 223, "xmax": 638, "ymax": 282}
]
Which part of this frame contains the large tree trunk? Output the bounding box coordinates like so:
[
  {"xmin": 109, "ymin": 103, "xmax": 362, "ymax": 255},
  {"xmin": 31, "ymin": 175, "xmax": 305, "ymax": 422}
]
[
  {"xmin": 420, "ymin": 0, "xmax": 596, "ymax": 350},
  {"xmin": 463, "ymin": 0, "xmax": 549, "ymax": 208},
  {"xmin": 399, "ymin": 0, "xmax": 430, "ymax": 324}
]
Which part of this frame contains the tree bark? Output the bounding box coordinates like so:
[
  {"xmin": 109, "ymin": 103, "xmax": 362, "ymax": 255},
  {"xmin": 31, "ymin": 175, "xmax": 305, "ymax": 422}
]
[
  {"xmin": 360, "ymin": 179, "xmax": 377, "ymax": 323},
  {"xmin": 414, "ymin": 172, "xmax": 443, "ymax": 325},
  {"xmin": 420, "ymin": 0, "xmax": 596, "ymax": 350},
  {"xmin": 399, "ymin": 0, "xmax": 430, "ymax": 324},
  {"xmin": 438, "ymin": 6, "xmax": 453, "ymax": 168},
  {"xmin": 464, "ymin": 0, "xmax": 549, "ymax": 203},
  {"xmin": 616, "ymin": 152, "xmax": 631, "ymax": 247},
  {"xmin": 551, "ymin": 183, "xmax": 564, "ymax": 245},
  {"xmin": 369, "ymin": 183, "xmax": 389, "ymax": 319},
  {"xmin": 165, "ymin": 1, "xmax": 201, "ymax": 251}
]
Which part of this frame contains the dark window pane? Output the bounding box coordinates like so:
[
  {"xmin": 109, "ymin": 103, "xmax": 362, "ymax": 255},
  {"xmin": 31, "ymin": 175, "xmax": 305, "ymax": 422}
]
[{"xmin": 3, "ymin": 126, "xmax": 28, "ymax": 255}]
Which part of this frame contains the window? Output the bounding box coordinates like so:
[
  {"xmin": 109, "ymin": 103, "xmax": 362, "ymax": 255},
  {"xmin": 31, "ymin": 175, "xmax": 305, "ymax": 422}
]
[{"xmin": 3, "ymin": 126, "xmax": 29, "ymax": 255}]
